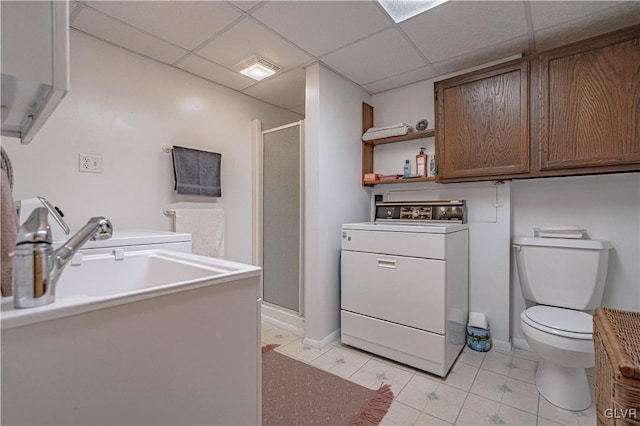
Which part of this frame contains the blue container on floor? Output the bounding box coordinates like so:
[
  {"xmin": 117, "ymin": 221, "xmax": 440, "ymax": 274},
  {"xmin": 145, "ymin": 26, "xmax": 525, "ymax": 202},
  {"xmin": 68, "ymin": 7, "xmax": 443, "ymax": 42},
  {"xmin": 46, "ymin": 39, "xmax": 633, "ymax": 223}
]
[{"xmin": 466, "ymin": 325, "xmax": 491, "ymax": 352}]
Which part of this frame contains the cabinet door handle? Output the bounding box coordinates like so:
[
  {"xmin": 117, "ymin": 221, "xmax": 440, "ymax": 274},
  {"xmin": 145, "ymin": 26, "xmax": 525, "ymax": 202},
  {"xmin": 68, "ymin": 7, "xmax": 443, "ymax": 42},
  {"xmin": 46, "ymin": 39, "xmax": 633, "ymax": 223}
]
[{"xmin": 377, "ymin": 258, "xmax": 397, "ymax": 269}]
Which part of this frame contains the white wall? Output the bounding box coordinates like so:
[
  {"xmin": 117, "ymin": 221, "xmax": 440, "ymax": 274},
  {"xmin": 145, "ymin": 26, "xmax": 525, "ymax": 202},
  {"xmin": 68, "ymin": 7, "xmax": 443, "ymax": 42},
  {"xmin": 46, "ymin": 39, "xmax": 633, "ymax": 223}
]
[
  {"xmin": 2, "ymin": 30, "xmax": 301, "ymax": 264},
  {"xmin": 303, "ymin": 63, "xmax": 371, "ymax": 347},
  {"xmin": 370, "ymin": 75, "xmax": 640, "ymax": 348},
  {"xmin": 511, "ymin": 173, "xmax": 640, "ymax": 343}
]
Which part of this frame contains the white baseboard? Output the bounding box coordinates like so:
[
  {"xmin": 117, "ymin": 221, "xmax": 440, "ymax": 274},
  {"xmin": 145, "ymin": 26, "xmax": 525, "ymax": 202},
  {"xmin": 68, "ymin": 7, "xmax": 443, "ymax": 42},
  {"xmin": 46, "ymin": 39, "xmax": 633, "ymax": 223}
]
[
  {"xmin": 303, "ymin": 328, "xmax": 341, "ymax": 350},
  {"xmin": 261, "ymin": 303, "xmax": 304, "ymax": 337}
]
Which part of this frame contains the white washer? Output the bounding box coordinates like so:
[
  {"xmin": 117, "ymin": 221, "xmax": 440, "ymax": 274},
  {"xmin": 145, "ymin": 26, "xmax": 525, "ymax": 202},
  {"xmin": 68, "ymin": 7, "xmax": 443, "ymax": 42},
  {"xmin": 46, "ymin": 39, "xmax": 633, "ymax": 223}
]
[{"xmin": 340, "ymin": 201, "xmax": 469, "ymax": 377}]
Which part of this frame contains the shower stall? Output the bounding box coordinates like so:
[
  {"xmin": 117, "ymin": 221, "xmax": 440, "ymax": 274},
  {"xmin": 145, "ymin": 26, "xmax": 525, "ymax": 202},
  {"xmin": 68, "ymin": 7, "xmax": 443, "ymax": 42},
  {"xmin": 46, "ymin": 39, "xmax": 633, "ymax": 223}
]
[{"xmin": 254, "ymin": 120, "xmax": 304, "ymax": 334}]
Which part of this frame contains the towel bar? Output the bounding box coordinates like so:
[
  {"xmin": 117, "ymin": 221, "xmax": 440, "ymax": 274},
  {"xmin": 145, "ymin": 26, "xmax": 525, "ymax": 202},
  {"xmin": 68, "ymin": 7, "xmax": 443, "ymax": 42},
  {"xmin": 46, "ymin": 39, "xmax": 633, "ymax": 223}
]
[{"xmin": 161, "ymin": 144, "xmax": 173, "ymax": 153}]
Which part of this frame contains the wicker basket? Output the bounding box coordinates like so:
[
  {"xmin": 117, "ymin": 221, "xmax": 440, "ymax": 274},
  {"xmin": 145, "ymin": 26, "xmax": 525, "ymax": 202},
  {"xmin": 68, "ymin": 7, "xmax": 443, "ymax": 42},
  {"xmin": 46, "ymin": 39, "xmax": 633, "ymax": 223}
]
[{"xmin": 594, "ymin": 307, "xmax": 640, "ymax": 425}]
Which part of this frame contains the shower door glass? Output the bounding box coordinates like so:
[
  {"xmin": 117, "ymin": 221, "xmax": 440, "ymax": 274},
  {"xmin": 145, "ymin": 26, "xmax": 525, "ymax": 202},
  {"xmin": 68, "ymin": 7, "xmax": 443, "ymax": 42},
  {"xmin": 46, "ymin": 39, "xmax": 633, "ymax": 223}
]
[{"xmin": 262, "ymin": 122, "xmax": 303, "ymax": 314}]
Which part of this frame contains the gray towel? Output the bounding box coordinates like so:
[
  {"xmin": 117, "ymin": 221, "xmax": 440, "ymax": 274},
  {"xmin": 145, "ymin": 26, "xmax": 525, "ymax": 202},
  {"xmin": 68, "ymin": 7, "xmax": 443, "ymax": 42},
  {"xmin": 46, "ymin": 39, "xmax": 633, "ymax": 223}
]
[{"xmin": 172, "ymin": 146, "xmax": 222, "ymax": 197}]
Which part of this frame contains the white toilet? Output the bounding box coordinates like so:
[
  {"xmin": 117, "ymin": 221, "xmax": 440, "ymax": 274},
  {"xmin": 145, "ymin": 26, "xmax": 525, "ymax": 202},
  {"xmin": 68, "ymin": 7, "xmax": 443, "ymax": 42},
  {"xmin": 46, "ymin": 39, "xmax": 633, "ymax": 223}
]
[{"xmin": 513, "ymin": 236, "xmax": 612, "ymax": 411}]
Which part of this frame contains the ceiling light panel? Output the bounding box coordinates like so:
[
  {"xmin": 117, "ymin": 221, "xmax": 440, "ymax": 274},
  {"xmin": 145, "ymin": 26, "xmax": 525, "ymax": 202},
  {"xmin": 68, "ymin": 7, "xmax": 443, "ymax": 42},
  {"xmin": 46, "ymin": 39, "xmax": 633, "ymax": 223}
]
[
  {"xmin": 378, "ymin": 0, "xmax": 448, "ymax": 23},
  {"xmin": 235, "ymin": 56, "xmax": 280, "ymax": 81}
]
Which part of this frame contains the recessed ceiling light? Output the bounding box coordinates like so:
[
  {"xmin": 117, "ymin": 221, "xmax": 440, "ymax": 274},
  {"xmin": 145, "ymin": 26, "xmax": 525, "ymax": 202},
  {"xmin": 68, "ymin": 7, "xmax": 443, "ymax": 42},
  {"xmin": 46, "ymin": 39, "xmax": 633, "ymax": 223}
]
[
  {"xmin": 378, "ymin": 0, "xmax": 448, "ymax": 23},
  {"xmin": 234, "ymin": 56, "xmax": 280, "ymax": 81}
]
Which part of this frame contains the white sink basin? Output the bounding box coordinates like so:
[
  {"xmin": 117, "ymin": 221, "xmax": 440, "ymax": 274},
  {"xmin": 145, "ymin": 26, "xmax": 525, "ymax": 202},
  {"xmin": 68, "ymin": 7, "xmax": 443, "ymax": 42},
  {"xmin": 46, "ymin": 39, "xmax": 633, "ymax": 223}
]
[
  {"xmin": 1, "ymin": 249, "xmax": 261, "ymax": 329},
  {"xmin": 57, "ymin": 250, "xmax": 231, "ymax": 297}
]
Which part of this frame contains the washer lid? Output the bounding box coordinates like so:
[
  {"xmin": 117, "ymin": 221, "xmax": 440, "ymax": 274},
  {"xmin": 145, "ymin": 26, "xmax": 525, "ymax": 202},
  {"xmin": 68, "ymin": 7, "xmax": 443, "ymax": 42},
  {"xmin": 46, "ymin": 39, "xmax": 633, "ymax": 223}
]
[
  {"xmin": 341, "ymin": 222, "xmax": 468, "ymax": 233},
  {"xmin": 525, "ymin": 306, "xmax": 592, "ymax": 334}
]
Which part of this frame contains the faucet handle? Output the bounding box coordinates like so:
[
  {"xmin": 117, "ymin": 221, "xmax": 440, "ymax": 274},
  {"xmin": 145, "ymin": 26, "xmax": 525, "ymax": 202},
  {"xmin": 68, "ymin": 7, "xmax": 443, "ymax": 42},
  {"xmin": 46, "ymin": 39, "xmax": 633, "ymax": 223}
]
[
  {"xmin": 37, "ymin": 196, "xmax": 70, "ymax": 235},
  {"xmin": 16, "ymin": 207, "xmax": 53, "ymax": 244}
]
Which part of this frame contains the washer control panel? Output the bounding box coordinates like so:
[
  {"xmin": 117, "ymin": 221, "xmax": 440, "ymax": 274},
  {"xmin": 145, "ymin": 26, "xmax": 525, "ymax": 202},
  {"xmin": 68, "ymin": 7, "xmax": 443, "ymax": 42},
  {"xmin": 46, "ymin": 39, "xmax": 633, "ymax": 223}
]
[{"xmin": 375, "ymin": 200, "xmax": 466, "ymax": 224}]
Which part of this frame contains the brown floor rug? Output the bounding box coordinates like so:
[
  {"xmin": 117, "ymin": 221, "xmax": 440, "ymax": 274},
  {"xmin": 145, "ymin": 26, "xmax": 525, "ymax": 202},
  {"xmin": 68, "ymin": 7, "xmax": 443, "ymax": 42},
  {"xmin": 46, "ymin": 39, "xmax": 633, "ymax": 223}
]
[{"xmin": 262, "ymin": 345, "xmax": 393, "ymax": 426}]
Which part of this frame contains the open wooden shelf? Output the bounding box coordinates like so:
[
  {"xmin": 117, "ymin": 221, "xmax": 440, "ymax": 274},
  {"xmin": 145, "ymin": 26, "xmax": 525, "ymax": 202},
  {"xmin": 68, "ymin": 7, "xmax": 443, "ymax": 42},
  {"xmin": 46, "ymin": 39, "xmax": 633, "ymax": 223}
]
[
  {"xmin": 363, "ymin": 128, "xmax": 435, "ymax": 146},
  {"xmin": 362, "ymin": 102, "xmax": 436, "ymax": 186},
  {"xmin": 364, "ymin": 176, "xmax": 436, "ymax": 187}
]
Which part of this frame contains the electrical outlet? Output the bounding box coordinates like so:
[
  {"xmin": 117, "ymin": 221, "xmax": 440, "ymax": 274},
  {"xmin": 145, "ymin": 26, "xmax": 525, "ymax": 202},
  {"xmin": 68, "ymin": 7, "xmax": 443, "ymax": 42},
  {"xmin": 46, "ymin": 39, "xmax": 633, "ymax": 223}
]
[{"xmin": 79, "ymin": 153, "xmax": 102, "ymax": 173}]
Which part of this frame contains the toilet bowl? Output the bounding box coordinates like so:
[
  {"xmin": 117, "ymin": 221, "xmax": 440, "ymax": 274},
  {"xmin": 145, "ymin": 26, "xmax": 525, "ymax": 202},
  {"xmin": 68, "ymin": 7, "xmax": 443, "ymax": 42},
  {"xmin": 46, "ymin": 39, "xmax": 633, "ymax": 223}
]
[
  {"xmin": 520, "ymin": 306, "xmax": 594, "ymax": 411},
  {"xmin": 513, "ymin": 236, "xmax": 612, "ymax": 412}
]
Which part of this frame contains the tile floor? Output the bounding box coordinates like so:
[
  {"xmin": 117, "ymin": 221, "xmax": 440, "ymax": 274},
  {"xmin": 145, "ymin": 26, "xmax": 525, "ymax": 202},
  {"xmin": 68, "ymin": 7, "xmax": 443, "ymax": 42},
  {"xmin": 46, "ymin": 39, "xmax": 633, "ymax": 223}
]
[{"xmin": 262, "ymin": 322, "xmax": 597, "ymax": 426}]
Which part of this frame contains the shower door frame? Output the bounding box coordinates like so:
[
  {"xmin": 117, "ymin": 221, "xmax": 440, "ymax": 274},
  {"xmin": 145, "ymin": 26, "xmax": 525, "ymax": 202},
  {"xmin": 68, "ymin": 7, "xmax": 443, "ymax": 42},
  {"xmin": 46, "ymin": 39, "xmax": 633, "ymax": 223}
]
[{"xmin": 256, "ymin": 120, "xmax": 305, "ymax": 317}]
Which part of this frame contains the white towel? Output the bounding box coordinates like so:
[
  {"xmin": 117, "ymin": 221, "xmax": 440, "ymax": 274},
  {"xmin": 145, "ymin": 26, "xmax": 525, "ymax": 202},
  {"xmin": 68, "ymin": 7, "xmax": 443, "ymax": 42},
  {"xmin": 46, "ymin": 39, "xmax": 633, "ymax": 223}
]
[
  {"xmin": 362, "ymin": 123, "xmax": 413, "ymax": 141},
  {"xmin": 172, "ymin": 208, "xmax": 225, "ymax": 258}
]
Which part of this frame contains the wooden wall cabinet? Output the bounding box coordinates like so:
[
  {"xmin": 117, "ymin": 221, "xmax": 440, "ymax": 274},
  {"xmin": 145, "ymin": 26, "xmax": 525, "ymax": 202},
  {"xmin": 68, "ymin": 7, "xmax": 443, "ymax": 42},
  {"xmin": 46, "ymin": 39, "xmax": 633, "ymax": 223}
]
[
  {"xmin": 435, "ymin": 61, "xmax": 530, "ymax": 182},
  {"xmin": 363, "ymin": 25, "xmax": 639, "ymax": 185},
  {"xmin": 538, "ymin": 29, "xmax": 640, "ymax": 172}
]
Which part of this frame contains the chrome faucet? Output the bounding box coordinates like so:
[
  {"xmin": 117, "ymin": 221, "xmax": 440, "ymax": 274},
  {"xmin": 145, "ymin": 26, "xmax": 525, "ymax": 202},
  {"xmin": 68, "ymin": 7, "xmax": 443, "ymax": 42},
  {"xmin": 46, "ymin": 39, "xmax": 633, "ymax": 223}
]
[{"xmin": 12, "ymin": 207, "xmax": 113, "ymax": 308}]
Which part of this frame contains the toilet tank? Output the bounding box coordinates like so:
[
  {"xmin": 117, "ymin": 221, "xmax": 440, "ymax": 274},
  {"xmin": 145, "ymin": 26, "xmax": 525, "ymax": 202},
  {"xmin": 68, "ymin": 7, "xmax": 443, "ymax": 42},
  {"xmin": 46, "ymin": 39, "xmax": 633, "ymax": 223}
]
[{"xmin": 513, "ymin": 237, "xmax": 612, "ymax": 310}]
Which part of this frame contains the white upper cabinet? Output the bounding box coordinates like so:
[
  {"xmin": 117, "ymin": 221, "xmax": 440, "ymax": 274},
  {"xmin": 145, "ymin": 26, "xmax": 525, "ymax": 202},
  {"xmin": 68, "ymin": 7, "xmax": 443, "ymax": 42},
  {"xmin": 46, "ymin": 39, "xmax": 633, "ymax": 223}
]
[{"xmin": 1, "ymin": 1, "xmax": 69, "ymax": 144}]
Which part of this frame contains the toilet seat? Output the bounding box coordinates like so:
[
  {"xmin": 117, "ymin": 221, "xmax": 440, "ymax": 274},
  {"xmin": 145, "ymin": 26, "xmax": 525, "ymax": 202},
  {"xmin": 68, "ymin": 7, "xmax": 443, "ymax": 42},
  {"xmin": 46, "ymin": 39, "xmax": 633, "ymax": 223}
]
[{"xmin": 522, "ymin": 306, "xmax": 593, "ymax": 340}]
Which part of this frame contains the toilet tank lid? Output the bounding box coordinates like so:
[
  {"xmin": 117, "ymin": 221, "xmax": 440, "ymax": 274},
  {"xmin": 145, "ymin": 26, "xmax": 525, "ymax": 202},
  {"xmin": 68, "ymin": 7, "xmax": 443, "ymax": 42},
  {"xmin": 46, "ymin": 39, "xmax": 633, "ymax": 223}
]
[
  {"xmin": 513, "ymin": 236, "xmax": 612, "ymax": 250},
  {"xmin": 525, "ymin": 306, "xmax": 593, "ymax": 334}
]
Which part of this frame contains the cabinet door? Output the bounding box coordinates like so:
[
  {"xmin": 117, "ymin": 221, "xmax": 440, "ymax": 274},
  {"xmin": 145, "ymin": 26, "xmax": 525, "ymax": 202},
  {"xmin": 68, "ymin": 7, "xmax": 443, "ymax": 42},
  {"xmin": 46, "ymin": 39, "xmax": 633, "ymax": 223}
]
[
  {"xmin": 0, "ymin": 0, "xmax": 69, "ymax": 144},
  {"xmin": 435, "ymin": 61, "xmax": 530, "ymax": 180},
  {"xmin": 538, "ymin": 34, "xmax": 640, "ymax": 171}
]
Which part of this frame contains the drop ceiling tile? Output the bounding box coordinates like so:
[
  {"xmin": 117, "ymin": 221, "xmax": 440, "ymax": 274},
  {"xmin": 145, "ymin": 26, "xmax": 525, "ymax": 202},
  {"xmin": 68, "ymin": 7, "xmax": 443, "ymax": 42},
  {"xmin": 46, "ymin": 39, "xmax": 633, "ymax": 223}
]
[
  {"xmin": 86, "ymin": 1, "xmax": 241, "ymax": 50},
  {"xmin": 72, "ymin": 7, "xmax": 188, "ymax": 64},
  {"xmin": 321, "ymin": 28, "xmax": 426, "ymax": 85},
  {"xmin": 530, "ymin": 1, "xmax": 627, "ymax": 32},
  {"xmin": 401, "ymin": 1, "xmax": 528, "ymax": 63},
  {"xmin": 231, "ymin": 1, "xmax": 262, "ymax": 12},
  {"xmin": 363, "ymin": 65, "xmax": 438, "ymax": 94},
  {"xmin": 243, "ymin": 68, "xmax": 306, "ymax": 109},
  {"xmin": 252, "ymin": 1, "xmax": 392, "ymax": 56},
  {"xmin": 433, "ymin": 36, "xmax": 529, "ymax": 75},
  {"xmin": 198, "ymin": 18, "xmax": 312, "ymax": 71},
  {"xmin": 533, "ymin": 2, "xmax": 640, "ymax": 52},
  {"xmin": 177, "ymin": 55, "xmax": 255, "ymax": 91}
]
